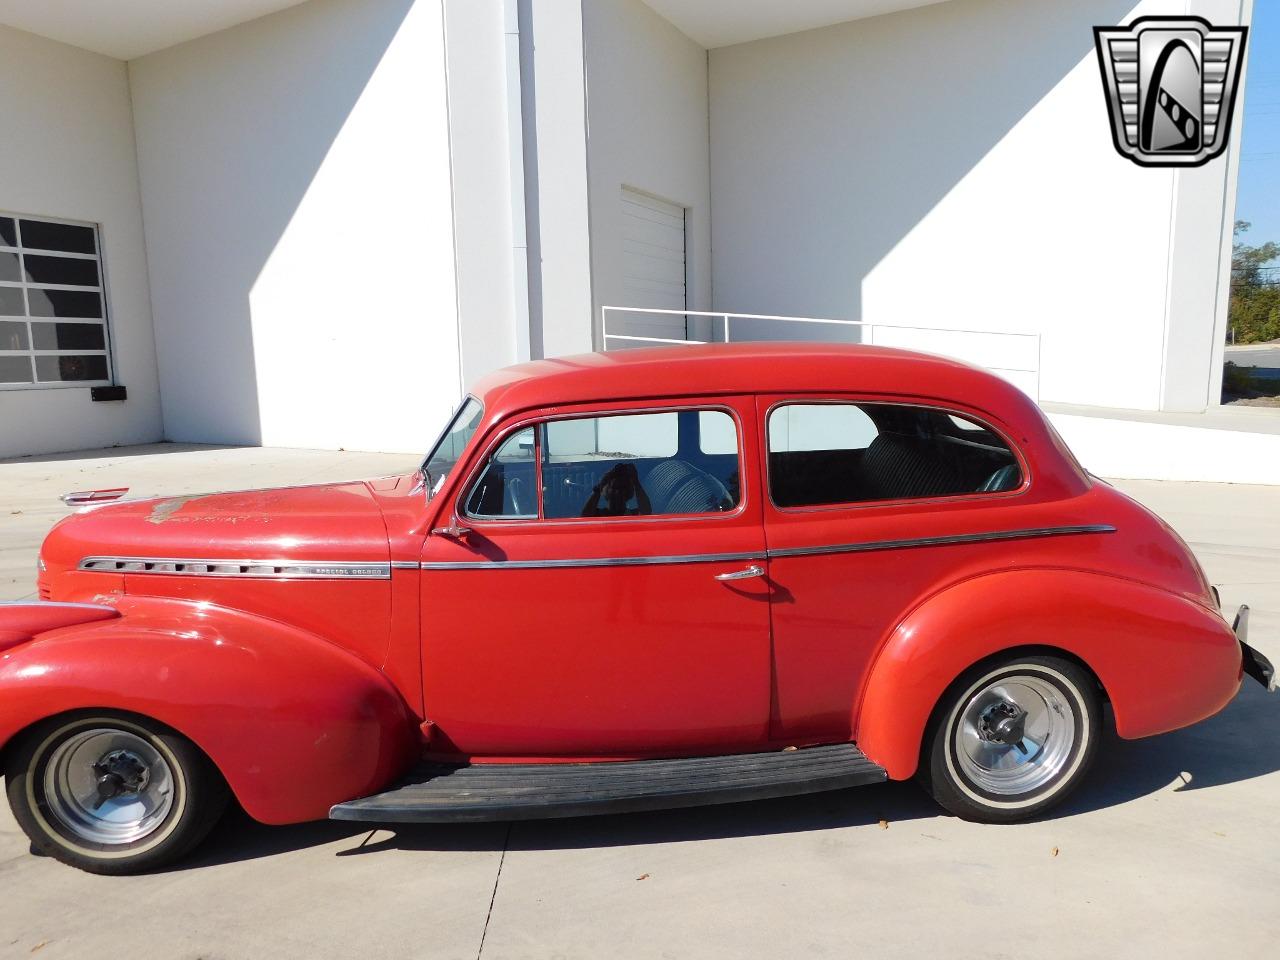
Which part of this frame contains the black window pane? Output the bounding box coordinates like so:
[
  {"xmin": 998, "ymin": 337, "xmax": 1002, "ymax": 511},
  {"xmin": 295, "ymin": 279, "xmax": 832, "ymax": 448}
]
[
  {"xmin": 20, "ymin": 220, "xmax": 95, "ymax": 255},
  {"xmin": 0, "ymin": 355, "xmax": 33, "ymax": 383},
  {"xmin": 0, "ymin": 218, "xmax": 15, "ymax": 247},
  {"xmin": 27, "ymin": 288, "xmax": 101, "ymax": 319},
  {"xmin": 22, "ymin": 254, "xmax": 98, "ymax": 287},
  {"xmin": 0, "ymin": 252, "xmax": 19, "ymax": 282},
  {"xmin": 768, "ymin": 403, "xmax": 1022, "ymax": 507},
  {"xmin": 0, "ymin": 320, "xmax": 28, "ymax": 351},
  {"xmin": 32, "ymin": 322, "xmax": 105, "ymax": 351},
  {"xmin": 34, "ymin": 354, "xmax": 108, "ymax": 382},
  {"xmin": 0, "ymin": 286, "xmax": 24, "ymax": 317}
]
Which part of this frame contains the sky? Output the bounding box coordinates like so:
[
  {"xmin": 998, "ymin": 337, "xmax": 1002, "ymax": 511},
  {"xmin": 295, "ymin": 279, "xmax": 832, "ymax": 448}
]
[{"xmin": 1235, "ymin": 0, "xmax": 1280, "ymax": 248}]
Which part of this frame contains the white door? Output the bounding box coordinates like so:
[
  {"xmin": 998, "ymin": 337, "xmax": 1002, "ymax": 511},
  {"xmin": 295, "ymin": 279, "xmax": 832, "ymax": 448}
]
[{"xmin": 620, "ymin": 188, "xmax": 686, "ymax": 339}]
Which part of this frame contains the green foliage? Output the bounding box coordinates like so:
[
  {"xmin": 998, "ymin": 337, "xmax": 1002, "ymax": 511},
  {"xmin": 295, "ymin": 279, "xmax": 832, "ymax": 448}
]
[
  {"xmin": 1230, "ymin": 221, "xmax": 1280, "ymax": 344},
  {"xmin": 1222, "ymin": 360, "xmax": 1256, "ymax": 394}
]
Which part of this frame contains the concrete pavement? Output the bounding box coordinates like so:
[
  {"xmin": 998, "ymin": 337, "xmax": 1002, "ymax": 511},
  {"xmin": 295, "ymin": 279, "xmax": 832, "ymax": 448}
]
[{"xmin": 1, "ymin": 446, "xmax": 1278, "ymax": 959}]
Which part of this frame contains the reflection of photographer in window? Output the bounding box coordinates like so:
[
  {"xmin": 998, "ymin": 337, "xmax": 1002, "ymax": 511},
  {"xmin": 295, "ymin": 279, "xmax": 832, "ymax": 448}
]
[{"xmin": 581, "ymin": 463, "xmax": 652, "ymax": 517}]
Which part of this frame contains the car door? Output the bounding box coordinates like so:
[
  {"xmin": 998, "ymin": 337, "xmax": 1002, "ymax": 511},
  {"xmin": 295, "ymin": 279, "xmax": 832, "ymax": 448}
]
[
  {"xmin": 758, "ymin": 395, "xmax": 1034, "ymax": 743},
  {"xmin": 419, "ymin": 396, "xmax": 772, "ymax": 758}
]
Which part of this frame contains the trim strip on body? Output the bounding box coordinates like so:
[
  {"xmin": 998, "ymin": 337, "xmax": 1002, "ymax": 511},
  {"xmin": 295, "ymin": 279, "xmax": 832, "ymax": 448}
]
[
  {"xmin": 420, "ymin": 551, "xmax": 767, "ymax": 571},
  {"xmin": 76, "ymin": 525, "xmax": 1116, "ymax": 578},
  {"xmin": 76, "ymin": 557, "xmax": 391, "ymax": 580},
  {"xmin": 765, "ymin": 524, "xmax": 1117, "ymax": 560},
  {"xmin": 418, "ymin": 525, "xmax": 1117, "ymax": 571}
]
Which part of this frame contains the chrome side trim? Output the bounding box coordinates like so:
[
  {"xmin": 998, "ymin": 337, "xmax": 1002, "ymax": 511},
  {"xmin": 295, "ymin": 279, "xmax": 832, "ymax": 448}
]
[
  {"xmin": 417, "ymin": 525, "xmax": 1116, "ymax": 571},
  {"xmin": 77, "ymin": 557, "xmax": 391, "ymax": 580},
  {"xmin": 0, "ymin": 600, "xmax": 118, "ymax": 611},
  {"xmin": 78, "ymin": 527, "xmax": 1116, "ymax": 578},
  {"xmin": 766, "ymin": 524, "xmax": 1117, "ymax": 560},
  {"xmin": 420, "ymin": 551, "xmax": 767, "ymax": 571}
]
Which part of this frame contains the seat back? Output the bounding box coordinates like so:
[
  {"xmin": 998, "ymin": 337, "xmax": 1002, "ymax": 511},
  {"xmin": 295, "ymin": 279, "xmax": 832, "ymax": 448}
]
[{"xmin": 859, "ymin": 434, "xmax": 966, "ymax": 501}]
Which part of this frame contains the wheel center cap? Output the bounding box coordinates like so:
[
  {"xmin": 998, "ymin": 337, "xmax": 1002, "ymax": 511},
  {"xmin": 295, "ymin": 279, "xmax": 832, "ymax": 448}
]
[
  {"xmin": 979, "ymin": 701, "xmax": 1028, "ymax": 744},
  {"xmin": 92, "ymin": 750, "xmax": 150, "ymax": 805}
]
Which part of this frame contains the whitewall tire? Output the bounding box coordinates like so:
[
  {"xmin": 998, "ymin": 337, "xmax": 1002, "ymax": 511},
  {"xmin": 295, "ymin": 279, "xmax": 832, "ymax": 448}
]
[
  {"xmin": 5, "ymin": 711, "xmax": 229, "ymax": 875},
  {"xmin": 921, "ymin": 655, "xmax": 1101, "ymax": 822}
]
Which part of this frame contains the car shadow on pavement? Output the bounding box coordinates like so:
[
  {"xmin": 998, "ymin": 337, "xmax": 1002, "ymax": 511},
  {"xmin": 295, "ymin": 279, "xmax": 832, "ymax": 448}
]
[
  {"xmin": 178, "ymin": 684, "xmax": 1280, "ymax": 870},
  {"xmin": 1059, "ymin": 681, "xmax": 1280, "ymax": 817},
  {"xmin": 180, "ymin": 780, "xmax": 939, "ymax": 870}
]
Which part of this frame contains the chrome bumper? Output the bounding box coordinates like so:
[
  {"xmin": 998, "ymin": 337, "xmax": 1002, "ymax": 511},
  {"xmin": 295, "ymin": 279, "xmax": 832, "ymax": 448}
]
[{"xmin": 1235, "ymin": 605, "xmax": 1276, "ymax": 692}]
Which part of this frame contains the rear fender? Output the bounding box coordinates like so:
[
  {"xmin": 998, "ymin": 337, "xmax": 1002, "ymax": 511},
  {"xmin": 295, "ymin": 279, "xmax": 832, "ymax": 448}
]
[
  {"xmin": 0, "ymin": 596, "xmax": 418, "ymax": 824},
  {"xmin": 855, "ymin": 569, "xmax": 1242, "ymax": 780}
]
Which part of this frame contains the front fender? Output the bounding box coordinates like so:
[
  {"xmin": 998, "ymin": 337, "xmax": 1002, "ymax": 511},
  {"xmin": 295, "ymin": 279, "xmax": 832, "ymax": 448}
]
[
  {"xmin": 855, "ymin": 569, "xmax": 1242, "ymax": 780},
  {"xmin": 0, "ymin": 597, "xmax": 418, "ymax": 824}
]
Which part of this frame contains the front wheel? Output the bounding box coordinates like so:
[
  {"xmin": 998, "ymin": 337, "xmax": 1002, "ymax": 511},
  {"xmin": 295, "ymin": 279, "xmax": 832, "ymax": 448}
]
[
  {"xmin": 5, "ymin": 711, "xmax": 229, "ymax": 874},
  {"xmin": 921, "ymin": 655, "xmax": 1101, "ymax": 822}
]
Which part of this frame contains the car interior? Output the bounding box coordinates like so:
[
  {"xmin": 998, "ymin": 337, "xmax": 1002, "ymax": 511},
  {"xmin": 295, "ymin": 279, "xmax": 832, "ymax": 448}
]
[
  {"xmin": 768, "ymin": 403, "xmax": 1023, "ymax": 508},
  {"xmin": 465, "ymin": 410, "xmax": 740, "ymax": 520},
  {"xmin": 464, "ymin": 403, "xmax": 1022, "ymax": 520}
]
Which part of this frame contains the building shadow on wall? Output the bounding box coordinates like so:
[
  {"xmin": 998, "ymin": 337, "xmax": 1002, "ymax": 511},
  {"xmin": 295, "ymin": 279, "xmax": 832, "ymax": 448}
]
[
  {"xmin": 709, "ymin": 0, "xmax": 1140, "ymax": 343},
  {"xmin": 132, "ymin": 0, "xmax": 416, "ymax": 446}
]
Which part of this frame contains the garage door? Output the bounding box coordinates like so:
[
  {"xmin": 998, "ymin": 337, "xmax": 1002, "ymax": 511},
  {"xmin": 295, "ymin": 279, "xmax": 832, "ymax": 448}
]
[{"xmin": 620, "ymin": 188, "xmax": 686, "ymax": 338}]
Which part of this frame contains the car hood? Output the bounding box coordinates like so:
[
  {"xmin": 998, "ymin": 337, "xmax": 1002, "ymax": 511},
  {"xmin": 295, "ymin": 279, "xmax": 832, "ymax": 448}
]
[{"xmin": 42, "ymin": 481, "xmax": 390, "ymax": 571}]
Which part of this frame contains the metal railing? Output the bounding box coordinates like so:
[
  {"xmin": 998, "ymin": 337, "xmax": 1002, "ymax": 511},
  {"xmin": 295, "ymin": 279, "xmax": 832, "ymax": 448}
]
[{"xmin": 601, "ymin": 306, "xmax": 1042, "ymax": 400}]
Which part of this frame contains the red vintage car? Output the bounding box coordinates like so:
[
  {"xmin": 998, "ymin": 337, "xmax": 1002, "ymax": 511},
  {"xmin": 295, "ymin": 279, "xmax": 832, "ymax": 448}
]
[{"xmin": 1, "ymin": 343, "xmax": 1272, "ymax": 874}]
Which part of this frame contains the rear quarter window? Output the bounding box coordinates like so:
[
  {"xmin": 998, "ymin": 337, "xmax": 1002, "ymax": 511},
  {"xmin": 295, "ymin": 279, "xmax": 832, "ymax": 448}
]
[{"xmin": 767, "ymin": 402, "xmax": 1023, "ymax": 508}]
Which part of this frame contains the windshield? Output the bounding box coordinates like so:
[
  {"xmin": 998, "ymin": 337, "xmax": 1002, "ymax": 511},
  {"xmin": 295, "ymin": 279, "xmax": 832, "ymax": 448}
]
[{"xmin": 420, "ymin": 397, "xmax": 484, "ymax": 500}]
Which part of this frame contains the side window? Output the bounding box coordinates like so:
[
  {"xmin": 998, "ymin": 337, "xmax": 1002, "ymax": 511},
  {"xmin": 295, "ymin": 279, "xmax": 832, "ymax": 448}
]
[
  {"xmin": 543, "ymin": 410, "xmax": 740, "ymax": 519},
  {"xmin": 463, "ymin": 409, "xmax": 742, "ymax": 521},
  {"xmin": 767, "ymin": 403, "xmax": 1022, "ymax": 508},
  {"xmin": 464, "ymin": 427, "xmax": 537, "ymax": 519}
]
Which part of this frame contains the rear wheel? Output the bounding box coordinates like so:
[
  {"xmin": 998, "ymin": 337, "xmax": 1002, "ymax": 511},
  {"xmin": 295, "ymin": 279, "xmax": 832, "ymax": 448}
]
[
  {"xmin": 5, "ymin": 711, "xmax": 228, "ymax": 874},
  {"xmin": 921, "ymin": 655, "xmax": 1100, "ymax": 822}
]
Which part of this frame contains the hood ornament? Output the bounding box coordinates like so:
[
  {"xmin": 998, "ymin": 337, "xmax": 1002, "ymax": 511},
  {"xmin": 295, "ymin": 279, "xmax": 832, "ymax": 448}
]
[{"xmin": 61, "ymin": 488, "xmax": 130, "ymax": 506}]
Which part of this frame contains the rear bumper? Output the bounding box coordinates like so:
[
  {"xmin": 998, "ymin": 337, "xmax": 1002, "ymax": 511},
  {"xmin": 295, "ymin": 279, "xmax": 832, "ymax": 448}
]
[{"xmin": 1235, "ymin": 605, "xmax": 1276, "ymax": 692}]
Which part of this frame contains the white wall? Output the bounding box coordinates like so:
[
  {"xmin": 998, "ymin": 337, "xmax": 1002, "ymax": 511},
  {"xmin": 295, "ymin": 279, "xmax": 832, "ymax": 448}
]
[
  {"xmin": 442, "ymin": 0, "xmax": 523, "ymax": 388},
  {"xmin": 0, "ymin": 25, "xmax": 163, "ymax": 458},
  {"xmin": 526, "ymin": 0, "xmax": 595, "ymax": 360},
  {"xmin": 1164, "ymin": 0, "xmax": 1254, "ymax": 412},
  {"xmin": 708, "ymin": 0, "xmax": 1244, "ymax": 413},
  {"xmin": 582, "ymin": 0, "xmax": 712, "ymax": 342},
  {"xmin": 129, "ymin": 0, "xmax": 462, "ymax": 453}
]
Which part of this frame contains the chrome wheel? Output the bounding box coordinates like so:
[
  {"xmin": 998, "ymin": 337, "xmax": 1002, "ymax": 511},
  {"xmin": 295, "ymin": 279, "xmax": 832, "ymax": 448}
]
[
  {"xmin": 953, "ymin": 675, "xmax": 1077, "ymax": 797},
  {"xmin": 926, "ymin": 656, "xmax": 1100, "ymax": 822},
  {"xmin": 42, "ymin": 728, "xmax": 177, "ymax": 846}
]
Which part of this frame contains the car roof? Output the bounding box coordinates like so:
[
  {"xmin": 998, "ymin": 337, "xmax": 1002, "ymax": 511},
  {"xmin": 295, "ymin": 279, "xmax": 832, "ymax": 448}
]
[
  {"xmin": 468, "ymin": 343, "xmax": 1088, "ymax": 500},
  {"xmin": 474, "ymin": 342, "xmax": 1027, "ymax": 420}
]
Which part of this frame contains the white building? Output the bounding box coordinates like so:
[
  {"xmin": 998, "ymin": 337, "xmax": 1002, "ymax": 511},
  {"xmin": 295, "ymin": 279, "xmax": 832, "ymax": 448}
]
[{"xmin": 0, "ymin": 0, "xmax": 1274, "ymax": 481}]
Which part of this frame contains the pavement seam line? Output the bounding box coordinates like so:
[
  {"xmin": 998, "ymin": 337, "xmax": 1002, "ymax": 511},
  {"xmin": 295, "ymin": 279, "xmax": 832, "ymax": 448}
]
[{"xmin": 476, "ymin": 822, "xmax": 513, "ymax": 960}]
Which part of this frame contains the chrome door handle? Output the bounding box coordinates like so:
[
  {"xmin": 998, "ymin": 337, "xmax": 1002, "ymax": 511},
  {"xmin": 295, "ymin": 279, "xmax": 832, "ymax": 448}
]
[
  {"xmin": 715, "ymin": 564, "xmax": 765, "ymax": 582},
  {"xmin": 431, "ymin": 524, "xmax": 472, "ymax": 540}
]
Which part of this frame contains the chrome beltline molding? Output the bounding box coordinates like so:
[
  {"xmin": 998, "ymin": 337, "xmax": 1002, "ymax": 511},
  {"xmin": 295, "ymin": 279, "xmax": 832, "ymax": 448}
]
[
  {"xmin": 77, "ymin": 557, "xmax": 391, "ymax": 580},
  {"xmin": 419, "ymin": 551, "xmax": 768, "ymax": 571},
  {"xmin": 419, "ymin": 525, "xmax": 1117, "ymax": 571},
  {"xmin": 77, "ymin": 525, "xmax": 1116, "ymax": 578},
  {"xmin": 765, "ymin": 524, "xmax": 1118, "ymax": 560}
]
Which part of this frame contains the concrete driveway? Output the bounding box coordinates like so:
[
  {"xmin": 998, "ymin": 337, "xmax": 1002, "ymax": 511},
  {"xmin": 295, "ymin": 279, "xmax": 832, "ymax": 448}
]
[{"xmin": 1, "ymin": 446, "xmax": 1278, "ymax": 959}]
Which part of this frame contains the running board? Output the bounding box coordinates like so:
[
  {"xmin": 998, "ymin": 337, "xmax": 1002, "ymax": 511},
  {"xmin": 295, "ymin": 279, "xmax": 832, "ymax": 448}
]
[{"xmin": 330, "ymin": 744, "xmax": 886, "ymax": 823}]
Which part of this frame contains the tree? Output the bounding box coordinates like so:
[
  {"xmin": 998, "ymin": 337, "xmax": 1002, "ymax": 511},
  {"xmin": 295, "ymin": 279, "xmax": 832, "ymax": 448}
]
[{"xmin": 1229, "ymin": 221, "xmax": 1280, "ymax": 344}]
